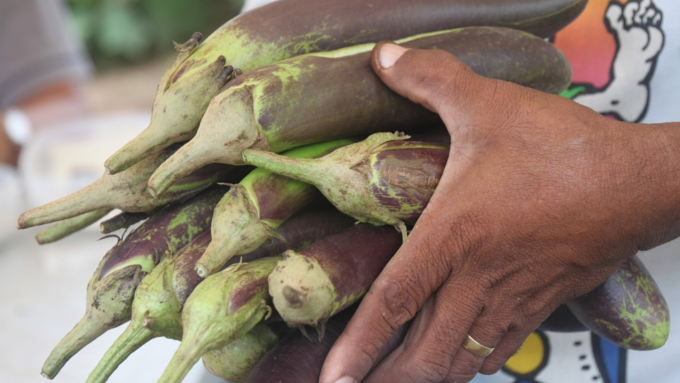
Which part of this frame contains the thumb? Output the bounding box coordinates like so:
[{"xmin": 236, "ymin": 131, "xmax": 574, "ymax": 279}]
[{"xmin": 370, "ymin": 41, "xmax": 497, "ymax": 129}]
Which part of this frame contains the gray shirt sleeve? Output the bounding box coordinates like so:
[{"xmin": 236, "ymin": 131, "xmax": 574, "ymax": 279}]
[{"xmin": 0, "ymin": 0, "xmax": 93, "ymax": 108}]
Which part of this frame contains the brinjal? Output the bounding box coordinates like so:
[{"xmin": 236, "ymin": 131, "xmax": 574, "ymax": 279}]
[
  {"xmin": 147, "ymin": 26, "xmax": 571, "ymax": 195},
  {"xmin": 105, "ymin": 0, "xmax": 586, "ymax": 174}
]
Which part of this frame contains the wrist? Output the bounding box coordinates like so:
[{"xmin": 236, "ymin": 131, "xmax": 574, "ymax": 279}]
[{"xmin": 617, "ymin": 121, "xmax": 680, "ymax": 250}]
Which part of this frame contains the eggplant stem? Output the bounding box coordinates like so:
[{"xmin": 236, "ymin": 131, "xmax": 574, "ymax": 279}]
[
  {"xmin": 36, "ymin": 208, "xmax": 112, "ymax": 244},
  {"xmin": 18, "ymin": 180, "xmax": 109, "ymax": 229},
  {"xmin": 85, "ymin": 324, "xmax": 156, "ymax": 383},
  {"xmin": 42, "ymin": 315, "xmax": 108, "ymax": 379}
]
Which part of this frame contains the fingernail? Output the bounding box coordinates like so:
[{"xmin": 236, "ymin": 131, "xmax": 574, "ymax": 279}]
[
  {"xmin": 379, "ymin": 43, "xmax": 407, "ymax": 69},
  {"xmin": 334, "ymin": 377, "xmax": 357, "ymax": 383}
]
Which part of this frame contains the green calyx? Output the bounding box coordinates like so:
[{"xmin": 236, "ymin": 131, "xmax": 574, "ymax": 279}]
[
  {"xmin": 148, "ymin": 86, "xmax": 271, "ymax": 197},
  {"xmin": 202, "ymin": 323, "xmax": 281, "ymax": 382},
  {"xmin": 19, "ymin": 147, "xmax": 178, "ymax": 229},
  {"xmin": 86, "ymin": 255, "xmax": 186, "ymax": 383},
  {"xmin": 36, "ymin": 208, "xmax": 113, "ymax": 245},
  {"xmin": 158, "ymin": 257, "xmax": 279, "ymax": 383},
  {"xmin": 196, "ymin": 185, "xmax": 280, "ymax": 278},
  {"xmin": 104, "ymin": 31, "xmax": 234, "ymax": 174},
  {"xmin": 242, "ymin": 132, "xmax": 410, "ymax": 240},
  {"xmin": 42, "ymin": 250, "xmax": 146, "ymax": 379},
  {"xmin": 197, "ymin": 138, "xmax": 356, "ymax": 279}
]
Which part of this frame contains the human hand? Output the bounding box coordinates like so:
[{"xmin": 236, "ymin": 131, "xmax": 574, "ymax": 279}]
[{"xmin": 319, "ymin": 43, "xmax": 680, "ymax": 383}]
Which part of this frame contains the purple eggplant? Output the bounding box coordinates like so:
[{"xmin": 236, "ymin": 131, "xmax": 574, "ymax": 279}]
[
  {"xmin": 196, "ymin": 139, "xmax": 357, "ymax": 278},
  {"xmin": 567, "ymin": 256, "xmax": 670, "ymax": 350},
  {"xmin": 148, "ymin": 26, "xmax": 572, "ymax": 195},
  {"xmin": 85, "ymin": 207, "xmax": 353, "ymax": 383},
  {"xmin": 244, "ymin": 307, "xmax": 356, "ymax": 383},
  {"xmin": 202, "ymin": 323, "xmax": 285, "ymax": 382},
  {"xmin": 105, "ymin": 0, "xmax": 586, "ymax": 175},
  {"xmin": 41, "ymin": 186, "xmax": 225, "ymax": 379},
  {"xmin": 269, "ymin": 224, "xmax": 402, "ymax": 329},
  {"xmin": 158, "ymin": 257, "xmax": 280, "ymax": 383},
  {"xmin": 244, "ymin": 132, "xmax": 448, "ymax": 239}
]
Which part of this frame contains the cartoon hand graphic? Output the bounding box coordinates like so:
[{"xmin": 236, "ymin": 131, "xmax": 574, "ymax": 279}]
[
  {"xmin": 574, "ymin": 0, "xmax": 664, "ymax": 122},
  {"xmin": 607, "ymin": 0, "xmax": 663, "ymax": 61}
]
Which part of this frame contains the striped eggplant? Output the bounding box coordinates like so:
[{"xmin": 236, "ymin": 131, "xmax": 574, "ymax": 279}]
[
  {"xmin": 105, "ymin": 0, "xmax": 586, "ymax": 174},
  {"xmin": 158, "ymin": 257, "xmax": 280, "ymax": 383},
  {"xmin": 41, "ymin": 187, "xmax": 224, "ymax": 379},
  {"xmin": 269, "ymin": 224, "xmax": 402, "ymax": 329},
  {"xmin": 244, "ymin": 132, "xmax": 447, "ymax": 239},
  {"xmin": 567, "ymin": 256, "xmax": 670, "ymax": 350},
  {"xmin": 17, "ymin": 144, "xmax": 230, "ymax": 229},
  {"xmin": 84, "ymin": 206, "xmax": 354, "ymax": 383},
  {"xmin": 202, "ymin": 323, "xmax": 285, "ymax": 382},
  {"xmin": 147, "ymin": 26, "xmax": 572, "ymax": 196},
  {"xmin": 35, "ymin": 208, "xmax": 113, "ymax": 245},
  {"xmin": 99, "ymin": 211, "xmax": 149, "ymax": 234},
  {"xmin": 196, "ymin": 139, "xmax": 356, "ymax": 278}
]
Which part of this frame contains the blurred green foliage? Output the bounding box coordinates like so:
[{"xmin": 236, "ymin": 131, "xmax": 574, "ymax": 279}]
[{"xmin": 68, "ymin": 0, "xmax": 244, "ymax": 69}]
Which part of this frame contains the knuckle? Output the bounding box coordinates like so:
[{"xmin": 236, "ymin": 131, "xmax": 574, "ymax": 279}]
[
  {"xmin": 354, "ymin": 333, "xmax": 386, "ymax": 368},
  {"xmin": 371, "ymin": 275, "xmax": 423, "ymax": 331}
]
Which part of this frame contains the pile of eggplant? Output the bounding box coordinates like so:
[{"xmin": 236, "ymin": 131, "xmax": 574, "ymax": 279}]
[{"xmin": 18, "ymin": 0, "xmax": 669, "ymax": 382}]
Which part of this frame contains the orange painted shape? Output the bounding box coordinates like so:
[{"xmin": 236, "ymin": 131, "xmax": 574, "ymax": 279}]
[{"xmin": 554, "ymin": 0, "xmax": 632, "ymax": 88}]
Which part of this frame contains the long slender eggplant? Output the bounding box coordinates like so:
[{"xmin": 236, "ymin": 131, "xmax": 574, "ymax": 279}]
[
  {"xmin": 269, "ymin": 224, "xmax": 402, "ymax": 329},
  {"xmin": 99, "ymin": 212, "xmax": 149, "ymax": 234},
  {"xmin": 97, "ymin": 186, "xmax": 225, "ymax": 278},
  {"xmin": 41, "ymin": 187, "xmax": 224, "ymax": 379},
  {"xmin": 196, "ymin": 139, "xmax": 356, "ymax": 278},
  {"xmin": 567, "ymin": 256, "xmax": 670, "ymax": 350},
  {"xmin": 244, "ymin": 133, "xmax": 448, "ymax": 239},
  {"xmin": 85, "ymin": 206, "xmax": 354, "ymax": 383},
  {"xmin": 17, "ymin": 143, "xmax": 230, "ymax": 229},
  {"xmin": 158, "ymin": 257, "xmax": 280, "ymax": 383},
  {"xmin": 41, "ymin": 244, "xmax": 144, "ymax": 380},
  {"xmin": 147, "ymin": 26, "xmax": 572, "ymax": 195},
  {"xmin": 202, "ymin": 323, "xmax": 284, "ymax": 382},
  {"xmin": 252, "ymin": 135, "xmax": 669, "ymax": 348},
  {"xmin": 35, "ymin": 208, "xmax": 113, "ymax": 244},
  {"xmin": 244, "ymin": 308, "xmax": 355, "ymax": 383},
  {"xmin": 105, "ymin": 0, "xmax": 586, "ymax": 174}
]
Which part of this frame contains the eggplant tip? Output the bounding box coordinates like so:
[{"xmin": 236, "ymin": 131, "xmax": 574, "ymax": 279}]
[
  {"xmin": 142, "ymin": 317, "xmax": 153, "ymax": 329},
  {"xmin": 17, "ymin": 216, "xmax": 29, "ymax": 230},
  {"xmin": 40, "ymin": 371, "xmax": 52, "ymax": 380},
  {"xmin": 282, "ymin": 286, "xmax": 304, "ymax": 308},
  {"xmin": 195, "ymin": 264, "xmax": 208, "ymax": 278}
]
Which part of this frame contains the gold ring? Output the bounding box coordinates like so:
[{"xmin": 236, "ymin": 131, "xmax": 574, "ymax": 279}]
[{"xmin": 462, "ymin": 334, "xmax": 494, "ymax": 358}]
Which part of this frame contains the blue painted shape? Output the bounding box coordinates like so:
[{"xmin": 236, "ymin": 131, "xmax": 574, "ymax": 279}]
[{"xmin": 598, "ymin": 336, "xmax": 622, "ymax": 383}]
